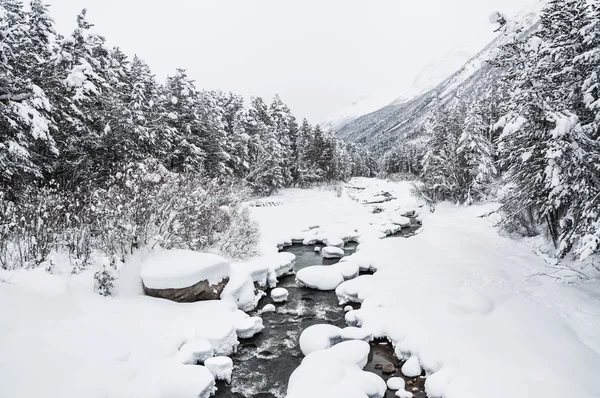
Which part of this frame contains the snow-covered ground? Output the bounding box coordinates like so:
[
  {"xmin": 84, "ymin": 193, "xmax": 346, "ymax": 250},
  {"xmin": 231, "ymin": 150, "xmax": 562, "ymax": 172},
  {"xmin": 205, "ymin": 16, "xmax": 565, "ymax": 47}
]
[
  {"xmin": 1, "ymin": 177, "xmax": 599, "ymax": 398},
  {"xmin": 251, "ymin": 178, "xmax": 600, "ymax": 398}
]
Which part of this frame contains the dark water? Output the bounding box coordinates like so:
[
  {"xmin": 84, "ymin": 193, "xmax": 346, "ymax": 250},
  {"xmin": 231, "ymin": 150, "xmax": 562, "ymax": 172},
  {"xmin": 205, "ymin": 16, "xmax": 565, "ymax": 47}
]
[
  {"xmin": 214, "ymin": 243, "xmax": 358, "ymax": 398},
  {"xmin": 214, "ymin": 220, "xmax": 424, "ymax": 398},
  {"xmin": 366, "ymin": 339, "xmax": 427, "ymax": 398}
]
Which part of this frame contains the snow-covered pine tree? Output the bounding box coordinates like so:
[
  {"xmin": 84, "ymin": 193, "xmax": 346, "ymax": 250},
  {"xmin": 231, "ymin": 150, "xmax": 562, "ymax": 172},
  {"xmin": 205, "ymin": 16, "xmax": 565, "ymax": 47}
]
[
  {"xmin": 418, "ymin": 94, "xmax": 468, "ymax": 204},
  {"xmin": 495, "ymin": 0, "xmax": 600, "ymax": 259},
  {"xmin": 0, "ymin": 0, "xmax": 57, "ymax": 197},
  {"xmin": 458, "ymin": 98, "xmax": 497, "ymax": 202},
  {"xmin": 161, "ymin": 69, "xmax": 204, "ymax": 173}
]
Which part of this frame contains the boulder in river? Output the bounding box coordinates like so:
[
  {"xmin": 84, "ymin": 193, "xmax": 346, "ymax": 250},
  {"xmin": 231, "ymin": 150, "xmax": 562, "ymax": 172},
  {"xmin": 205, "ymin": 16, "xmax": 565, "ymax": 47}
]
[
  {"xmin": 141, "ymin": 249, "xmax": 230, "ymax": 302},
  {"xmin": 382, "ymin": 362, "xmax": 397, "ymax": 374},
  {"xmin": 321, "ymin": 246, "xmax": 345, "ymax": 259}
]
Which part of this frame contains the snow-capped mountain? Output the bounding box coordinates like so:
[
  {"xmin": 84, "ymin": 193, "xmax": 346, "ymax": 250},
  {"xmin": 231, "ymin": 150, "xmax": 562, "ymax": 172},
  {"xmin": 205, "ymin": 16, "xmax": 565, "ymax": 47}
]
[
  {"xmin": 334, "ymin": 1, "xmax": 545, "ymax": 153},
  {"xmin": 322, "ymin": 50, "xmax": 473, "ymax": 132}
]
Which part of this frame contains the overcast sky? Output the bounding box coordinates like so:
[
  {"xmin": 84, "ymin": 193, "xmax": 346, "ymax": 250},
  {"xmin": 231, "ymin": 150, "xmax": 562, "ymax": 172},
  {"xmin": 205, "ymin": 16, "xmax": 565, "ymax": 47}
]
[{"xmin": 45, "ymin": 0, "xmax": 538, "ymax": 123}]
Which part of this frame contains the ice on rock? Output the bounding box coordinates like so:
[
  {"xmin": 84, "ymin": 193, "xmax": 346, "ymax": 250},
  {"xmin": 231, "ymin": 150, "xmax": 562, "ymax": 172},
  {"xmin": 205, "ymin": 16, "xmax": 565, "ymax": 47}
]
[
  {"xmin": 387, "ymin": 377, "xmax": 406, "ymax": 390},
  {"xmin": 401, "ymin": 355, "xmax": 422, "ymax": 377},
  {"xmin": 332, "ymin": 261, "xmax": 359, "ymax": 280},
  {"xmin": 296, "ymin": 266, "xmax": 344, "ymax": 291},
  {"xmin": 140, "ymin": 249, "xmax": 230, "ymax": 290},
  {"xmin": 174, "ymin": 338, "xmax": 214, "ymax": 365},
  {"xmin": 322, "ymin": 246, "xmax": 345, "ymax": 259},
  {"xmin": 155, "ymin": 360, "xmax": 216, "ymax": 398},
  {"xmin": 324, "ymin": 237, "xmax": 345, "ymax": 248},
  {"xmin": 340, "ymin": 326, "xmax": 372, "ymax": 342},
  {"xmin": 234, "ymin": 316, "xmax": 264, "ymax": 339},
  {"xmin": 260, "ymin": 304, "xmax": 276, "ymax": 313},
  {"xmin": 204, "ymin": 356, "xmax": 233, "ymax": 384},
  {"xmin": 344, "ymin": 305, "xmax": 354, "ymax": 312},
  {"xmin": 271, "ymin": 287, "xmax": 289, "ymax": 303},
  {"xmin": 299, "ymin": 324, "xmax": 343, "ymax": 355}
]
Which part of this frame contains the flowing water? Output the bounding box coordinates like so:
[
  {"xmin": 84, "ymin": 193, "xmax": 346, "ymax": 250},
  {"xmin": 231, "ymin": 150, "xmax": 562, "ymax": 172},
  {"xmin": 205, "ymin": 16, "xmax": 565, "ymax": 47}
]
[{"xmin": 214, "ymin": 220, "xmax": 426, "ymax": 398}]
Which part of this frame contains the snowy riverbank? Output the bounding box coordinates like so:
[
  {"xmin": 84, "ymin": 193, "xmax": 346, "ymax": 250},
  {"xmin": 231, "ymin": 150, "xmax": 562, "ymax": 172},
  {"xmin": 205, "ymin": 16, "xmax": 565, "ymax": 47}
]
[{"xmin": 1, "ymin": 178, "xmax": 599, "ymax": 398}]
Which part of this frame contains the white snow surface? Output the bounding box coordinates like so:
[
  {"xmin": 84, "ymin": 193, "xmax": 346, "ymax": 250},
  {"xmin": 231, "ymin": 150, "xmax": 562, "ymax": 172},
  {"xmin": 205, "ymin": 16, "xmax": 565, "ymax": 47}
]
[
  {"xmin": 140, "ymin": 249, "xmax": 230, "ymax": 289},
  {"xmin": 271, "ymin": 287, "xmax": 289, "ymax": 303},
  {"xmin": 0, "ymin": 280, "xmax": 244, "ymax": 398},
  {"xmin": 387, "ymin": 377, "xmax": 406, "ymax": 391},
  {"xmin": 250, "ymin": 178, "xmax": 600, "ymax": 398},
  {"xmin": 174, "ymin": 338, "xmax": 214, "ymax": 365},
  {"xmin": 322, "ymin": 246, "xmax": 345, "ymax": 258},
  {"xmin": 3, "ymin": 177, "xmax": 600, "ymax": 398},
  {"xmin": 296, "ymin": 266, "xmax": 345, "ymax": 291},
  {"xmin": 400, "ymin": 355, "xmax": 421, "ymax": 378},
  {"xmin": 204, "ymin": 356, "xmax": 233, "ymax": 383},
  {"xmin": 288, "ymin": 340, "xmax": 386, "ymax": 398}
]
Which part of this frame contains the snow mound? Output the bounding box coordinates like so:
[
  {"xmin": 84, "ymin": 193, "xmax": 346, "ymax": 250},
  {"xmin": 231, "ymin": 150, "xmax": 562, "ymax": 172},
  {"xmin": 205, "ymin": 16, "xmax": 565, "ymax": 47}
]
[
  {"xmin": 174, "ymin": 338, "xmax": 214, "ymax": 365},
  {"xmin": 336, "ymin": 275, "xmax": 378, "ymax": 304},
  {"xmin": 141, "ymin": 249, "xmax": 230, "ymax": 289},
  {"xmin": 287, "ymin": 340, "xmax": 386, "ymax": 398},
  {"xmin": 387, "ymin": 377, "xmax": 406, "ymax": 390},
  {"xmin": 299, "ymin": 324, "xmax": 343, "ymax": 356},
  {"xmin": 130, "ymin": 360, "xmax": 216, "ymax": 398},
  {"xmin": 234, "ymin": 316, "xmax": 264, "ymax": 339},
  {"xmin": 447, "ymin": 286, "xmax": 493, "ymax": 316},
  {"xmin": 324, "ymin": 237, "xmax": 345, "ymax": 248},
  {"xmin": 332, "ymin": 261, "xmax": 360, "ymax": 280},
  {"xmin": 271, "ymin": 287, "xmax": 289, "ymax": 303},
  {"xmin": 260, "ymin": 304, "xmax": 276, "ymax": 313},
  {"xmin": 157, "ymin": 362, "xmax": 216, "ymax": 398},
  {"xmin": 390, "ymin": 214, "xmax": 411, "ymax": 227},
  {"xmin": 340, "ymin": 326, "xmax": 372, "ymax": 342},
  {"xmin": 401, "ymin": 356, "xmax": 421, "ymax": 377},
  {"xmin": 204, "ymin": 356, "xmax": 233, "ymax": 384},
  {"xmin": 296, "ymin": 266, "xmax": 345, "ymax": 291},
  {"xmin": 322, "ymin": 246, "xmax": 345, "ymax": 259}
]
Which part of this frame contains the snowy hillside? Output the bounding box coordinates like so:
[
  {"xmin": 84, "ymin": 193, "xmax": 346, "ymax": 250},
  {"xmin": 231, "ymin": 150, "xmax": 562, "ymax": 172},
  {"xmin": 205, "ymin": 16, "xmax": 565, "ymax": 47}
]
[
  {"xmin": 335, "ymin": 1, "xmax": 545, "ymax": 152},
  {"xmin": 322, "ymin": 50, "xmax": 472, "ymax": 132}
]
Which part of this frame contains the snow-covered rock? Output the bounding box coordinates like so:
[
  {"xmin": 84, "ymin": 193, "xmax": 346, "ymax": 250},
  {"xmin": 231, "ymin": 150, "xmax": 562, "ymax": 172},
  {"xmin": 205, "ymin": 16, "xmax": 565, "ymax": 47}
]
[
  {"xmin": 387, "ymin": 377, "xmax": 406, "ymax": 390},
  {"xmin": 204, "ymin": 356, "xmax": 233, "ymax": 384},
  {"xmin": 174, "ymin": 338, "xmax": 214, "ymax": 365},
  {"xmin": 260, "ymin": 304, "xmax": 276, "ymax": 313},
  {"xmin": 287, "ymin": 340, "xmax": 386, "ymax": 398},
  {"xmin": 322, "ymin": 246, "xmax": 345, "ymax": 259},
  {"xmin": 324, "ymin": 237, "xmax": 345, "ymax": 248},
  {"xmin": 296, "ymin": 266, "xmax": 345, "ymax": 291},
  {"xmin": 340, "ymin": 326, "xmax": 372, "ymax": 342},
  {"xmin": 332, "ymin": 261, "xmax": 359, "ymax": 281},
  {"xmin": 344, "ymin": 305, "xmax": 354, "ymax": 312},
  {"xmin": 299, "ymin": 324, "xmax": 343, "ymax": 356},
  {"xmin": 271, "ymin": 287, "xmax": 289, "ymax": 303},
  {"xmin": 390, "ymin": 214, "xmax": 411, "ymax": 227},
  {"xmin": 141, "ymin": 250, "xmax": 230, "ymax": 302},
  {"xmin": 234, "ymin": 316, "xmax": 264, "ymax": 339},
  {"xmin": 401, "ymin": 356, "xmax": 421, "ymax": 377},
  {"xmin": 314, "ymin": 246, "xmax": 322, "ymax": 253},
  {"xmin": 154, "ymin": 361, "xmax": 216, "ymax": 398}
]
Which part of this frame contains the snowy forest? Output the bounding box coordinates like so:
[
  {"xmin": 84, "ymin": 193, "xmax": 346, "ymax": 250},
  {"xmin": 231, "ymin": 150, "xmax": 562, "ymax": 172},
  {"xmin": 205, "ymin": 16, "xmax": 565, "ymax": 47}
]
[
  {"xmin": 0, "ymin": 1, "xmax": 377, "ymax": 279},
  {"xmin": 381, "ymin": 0, "xmax": 600, "ymax": 263}
]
